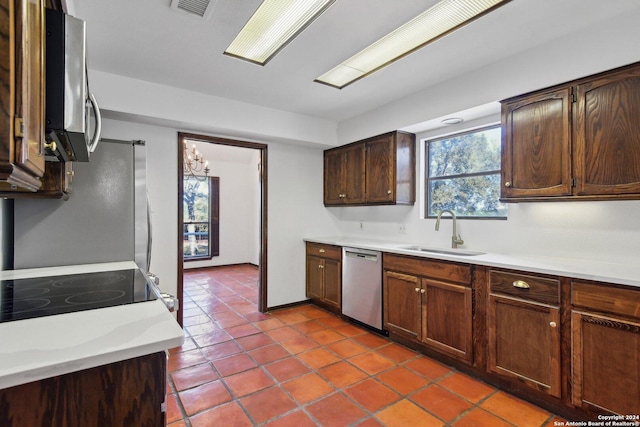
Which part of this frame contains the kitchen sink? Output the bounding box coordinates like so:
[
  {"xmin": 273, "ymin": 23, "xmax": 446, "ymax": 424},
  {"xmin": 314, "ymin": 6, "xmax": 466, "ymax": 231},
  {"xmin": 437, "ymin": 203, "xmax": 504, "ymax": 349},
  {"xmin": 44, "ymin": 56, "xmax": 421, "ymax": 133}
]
[{"xmin": 400, "ymin": 246, "xmax": 485, "ymax": 256}]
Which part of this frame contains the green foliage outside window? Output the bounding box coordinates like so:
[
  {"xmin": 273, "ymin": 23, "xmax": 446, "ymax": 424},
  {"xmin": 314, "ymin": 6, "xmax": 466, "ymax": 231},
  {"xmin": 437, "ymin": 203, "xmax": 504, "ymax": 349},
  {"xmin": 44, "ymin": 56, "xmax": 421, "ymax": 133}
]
[
  {"xmin": 427, "ymin": 126, "xmax": 506, "ymax": 218},
  {"xmin": 184, "ymin": 177, "xmax": 211, "ymax": 259}
]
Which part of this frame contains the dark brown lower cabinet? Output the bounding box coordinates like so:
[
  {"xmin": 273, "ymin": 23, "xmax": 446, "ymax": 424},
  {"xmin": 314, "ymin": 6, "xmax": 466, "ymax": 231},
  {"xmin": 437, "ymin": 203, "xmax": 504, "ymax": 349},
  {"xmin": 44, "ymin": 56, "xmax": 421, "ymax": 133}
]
[
  {"xmin": 423, "ymin": 279, "xmax": 473, "ymax": 362},
  {"xmin": 487, "ymin": 269, "xmax": 561, "ymax": 398},
  {"xmin": 0, "ymin": 352, "xmax": 166, "ymax": 427},
  {"xmin": 306, "ymin": 254, "xmax": 324, "ymax": 301},
  {"xmin": 383, "ymin": 271, "xmax": 421, "ymax": 342},
  {"xmin": 322, "ymin": 258, "xmax": 341, "ymax": 308},
  {"xmin": 305, "ymin": 254, "xmax": 341, "ymax": 309},
  {"xmin": 305, "ymin": 242, "xmax": 341, "ymax": 313},
  {"xmin": 312, "ymin": 247, "xmax": 640, "ymax": 419},
  {"xmin": 571, "ymin": 279, "xmax": 640, "ymax": 415},
  {"xmin": 571, "ymin": 311, "xmax": 640, "ymax": 415},
  {"xmin": 488, "ymin": 294, "xmax": 561, "ymax": 397},
  {"xmin": 383, "ymin": 254, "xmax": 473, "ymax": 364}
]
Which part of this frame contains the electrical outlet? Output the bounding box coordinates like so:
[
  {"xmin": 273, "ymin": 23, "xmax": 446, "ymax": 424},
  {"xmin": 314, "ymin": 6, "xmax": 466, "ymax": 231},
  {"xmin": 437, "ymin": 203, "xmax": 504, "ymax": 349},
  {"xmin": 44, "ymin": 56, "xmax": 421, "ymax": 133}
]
[{"xmin": 398, "ymin": 223, "xmax": 407, "ymax": 234}]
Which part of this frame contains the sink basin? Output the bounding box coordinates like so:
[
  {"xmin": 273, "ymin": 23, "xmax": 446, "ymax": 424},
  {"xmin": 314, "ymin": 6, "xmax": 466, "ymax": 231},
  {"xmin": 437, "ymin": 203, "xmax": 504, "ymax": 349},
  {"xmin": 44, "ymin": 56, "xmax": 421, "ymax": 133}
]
[{"xmin": 400, "ymin": 246, "xmax": 485, "ymax": 256}]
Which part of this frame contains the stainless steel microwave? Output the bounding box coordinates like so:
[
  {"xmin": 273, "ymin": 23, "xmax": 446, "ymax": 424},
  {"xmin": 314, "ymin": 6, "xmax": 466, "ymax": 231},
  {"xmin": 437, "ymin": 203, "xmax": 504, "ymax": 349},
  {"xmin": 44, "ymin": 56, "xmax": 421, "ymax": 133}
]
[{"xmin": 45, "ymin": 8, "xmax": 101, "ymax": 162}]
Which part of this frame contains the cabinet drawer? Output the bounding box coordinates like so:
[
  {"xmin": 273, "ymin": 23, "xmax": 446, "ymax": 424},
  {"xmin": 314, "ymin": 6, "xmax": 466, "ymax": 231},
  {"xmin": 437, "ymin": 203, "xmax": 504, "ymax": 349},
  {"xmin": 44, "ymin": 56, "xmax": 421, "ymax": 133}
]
[
  {"xmin": 306, "ymin": 243, "xmax": 341, "ymax": 260},
  {"xmin": 383, "ymin": 254, "xmax": 471, "ymax": 285},
  {"xmin": 572, "ymin": 281, "xmax": 640, "ymax": 319},
  {"xmin": 489, "ymin": 270, "xmax": 559, "ymax": 305}
]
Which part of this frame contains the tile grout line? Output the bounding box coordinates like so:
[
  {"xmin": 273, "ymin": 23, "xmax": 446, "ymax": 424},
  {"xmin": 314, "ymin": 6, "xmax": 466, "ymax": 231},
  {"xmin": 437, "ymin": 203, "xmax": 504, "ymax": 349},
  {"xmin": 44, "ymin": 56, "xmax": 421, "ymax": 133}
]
[
  {"xmin": 221, "ymin": 268, "xmax": 329, "ymax": 427},
  {"xmin": 185, "ymin": 289, "xmax": 375, "ymax": 425},
  {"xmin": 182, "ymin": 288, "xmax": 451, "ymax": 425},
  {"xmin": 176, "ymin": 266, "xmax": 557, "ymax": 427}
]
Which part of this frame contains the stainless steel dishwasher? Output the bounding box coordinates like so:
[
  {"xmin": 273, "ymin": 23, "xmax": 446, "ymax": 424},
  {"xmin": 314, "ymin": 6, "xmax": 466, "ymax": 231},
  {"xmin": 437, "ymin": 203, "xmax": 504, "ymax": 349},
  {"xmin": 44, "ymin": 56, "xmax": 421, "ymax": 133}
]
[{"xmin": 342, "ymin": 247, "xmax": 383, "ymax": 331}]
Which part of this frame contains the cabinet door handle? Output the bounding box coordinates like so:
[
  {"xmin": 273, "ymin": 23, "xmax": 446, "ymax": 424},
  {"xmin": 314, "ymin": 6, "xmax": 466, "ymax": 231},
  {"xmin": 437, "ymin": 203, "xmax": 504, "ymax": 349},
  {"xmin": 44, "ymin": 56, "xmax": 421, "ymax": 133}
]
[
  {"xmin": 319, "ymin": 249, "xmax": 325, "ymax": 253},
  {"xmin": 512, "ymin": 280, "xmax": 530, "ymax": 289},
  {"xmin": 549, "ymin": 321, "xmax": 557, "ymax": 328},
  {"xmin": 318, "ymin": 265, "xmax": 324, "ymax": 269},
  {"xmin": 44, "ymin": 140, "xmax": 57, "ymax": 153},
  {"xmin": 414, "ymin": 287, "xmax": 420, "ymax": 292},
  {"xmin": 387, "ymin": 190, "xmax": 392, "ymax": 195},
  {"xmin": 504, "ymin": 181, "xmax": 511, "ymax": 187},
  {"xmin": 420, "ymin": 289, "xmax": 426, "ymax": 294}
]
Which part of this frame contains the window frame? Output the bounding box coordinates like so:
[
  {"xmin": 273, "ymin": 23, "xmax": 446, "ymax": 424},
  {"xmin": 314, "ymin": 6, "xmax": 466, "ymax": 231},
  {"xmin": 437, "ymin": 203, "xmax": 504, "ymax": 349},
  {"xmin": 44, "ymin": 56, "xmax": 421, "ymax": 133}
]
[
  {"xmin": 424, "ymin": 124, "xmax": 506, "ymax": 220},
  {"xmin": 183, "ymin": 176, "xmax": 220, "ymax": 261}
]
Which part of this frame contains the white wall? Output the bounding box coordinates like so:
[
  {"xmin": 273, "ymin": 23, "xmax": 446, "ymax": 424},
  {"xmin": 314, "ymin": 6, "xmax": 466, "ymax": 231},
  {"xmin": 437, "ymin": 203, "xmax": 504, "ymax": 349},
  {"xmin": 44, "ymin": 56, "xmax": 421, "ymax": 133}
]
[
  {"xmin": 329, "ymin": 198, "xmax": 640, "ymax": 266},
  {"xmin": 91, "ymin": 71, "xmax": 338, "ymax": 148},
  {"xmin": 183, "ymin": 142, "xmax": 260, "ymax": 269},
  {"xmin": 250, "ymin": 150, "xmax": 261, "ymax": 265},
  {"xmin": 97, "ymin": 116, "xmax": 340, "ymax": 307},
  {"xmin": 338, "ymin": 5, "xmax": 640, "ymax": 143},
  {"xmin": 266, "ymin": 142, "xmax": 342, "ymax": 306}
]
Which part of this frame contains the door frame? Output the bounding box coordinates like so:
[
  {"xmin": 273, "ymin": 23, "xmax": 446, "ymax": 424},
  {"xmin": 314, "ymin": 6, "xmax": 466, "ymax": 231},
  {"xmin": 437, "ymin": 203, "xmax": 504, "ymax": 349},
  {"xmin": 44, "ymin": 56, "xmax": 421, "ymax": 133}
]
[{"xmin": 177, "ymin": 132, "xmax": 268, "ymax": 327}]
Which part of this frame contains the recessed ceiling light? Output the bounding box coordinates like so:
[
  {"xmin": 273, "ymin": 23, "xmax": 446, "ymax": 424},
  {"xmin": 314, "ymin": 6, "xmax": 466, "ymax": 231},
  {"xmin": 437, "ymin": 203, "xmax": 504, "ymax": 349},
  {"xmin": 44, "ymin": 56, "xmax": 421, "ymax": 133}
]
[
  {"xmin": 316, "ymin": 0, "xmax": 511, "ymax": 89},
  {"xmin": 442, "ymin": 117, "xmax": 464, "ymax": 125},
  {"xmin": 224, "ymin": 0, "xmax": 336, "ymax": 65}
]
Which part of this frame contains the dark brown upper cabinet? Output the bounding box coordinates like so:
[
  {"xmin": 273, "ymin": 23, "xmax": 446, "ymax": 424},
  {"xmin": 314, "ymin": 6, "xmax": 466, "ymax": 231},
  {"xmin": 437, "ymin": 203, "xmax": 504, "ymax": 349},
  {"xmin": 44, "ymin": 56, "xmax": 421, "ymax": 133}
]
[
  {"xmin": 0, "ymin": 160, "xmax": 74, "ymax": 200},
  {"xmin": 0, "ymin": 1, "xmax": 75, "ymax": 200},
  {"xmin": 324, "ymin": 143, "xmax": 366, "ymax": 205},
  {"xmin": 501, "ymin": 87, "xmax": 573, "ymax": 199},
  {"xmin": 324, "ymin": 131, "xmax": 415, "ymax": 206},
  {"xmin": 0, "ymin": 0, "xmax": 46, "ymax": 193},
  {"xmin": 573, "ymin": 66, "xmax": 640, "ymax": 196},
  {"xmin": 501, "ymin": 61, "xmax": 640, "ymax": 202}
]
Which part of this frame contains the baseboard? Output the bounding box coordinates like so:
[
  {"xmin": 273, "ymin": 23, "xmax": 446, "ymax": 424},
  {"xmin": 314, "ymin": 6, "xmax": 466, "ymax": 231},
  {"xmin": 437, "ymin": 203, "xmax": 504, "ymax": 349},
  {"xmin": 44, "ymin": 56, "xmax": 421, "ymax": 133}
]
[
  {"xmin": 266, "ymin": 299, "xmax": 311, "ymax": 312},
  {"xmin": 183, "ymin": 262, "xmax": 259, "ymax": 272}
]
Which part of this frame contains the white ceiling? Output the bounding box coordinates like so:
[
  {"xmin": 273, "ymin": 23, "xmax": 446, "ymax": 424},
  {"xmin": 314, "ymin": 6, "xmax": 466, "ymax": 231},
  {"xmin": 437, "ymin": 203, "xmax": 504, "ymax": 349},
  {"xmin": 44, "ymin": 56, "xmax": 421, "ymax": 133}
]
[{"xmin": 67, "ymin": 0, "xmax": 640, "ymax": 130}]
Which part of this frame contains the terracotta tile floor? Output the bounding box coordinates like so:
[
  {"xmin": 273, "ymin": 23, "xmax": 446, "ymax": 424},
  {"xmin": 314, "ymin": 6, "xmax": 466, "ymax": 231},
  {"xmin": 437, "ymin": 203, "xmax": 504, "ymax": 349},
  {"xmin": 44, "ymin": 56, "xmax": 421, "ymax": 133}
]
[{"xmin": 167, "ymin": 265, "xmax": 561, "ymax": 426}]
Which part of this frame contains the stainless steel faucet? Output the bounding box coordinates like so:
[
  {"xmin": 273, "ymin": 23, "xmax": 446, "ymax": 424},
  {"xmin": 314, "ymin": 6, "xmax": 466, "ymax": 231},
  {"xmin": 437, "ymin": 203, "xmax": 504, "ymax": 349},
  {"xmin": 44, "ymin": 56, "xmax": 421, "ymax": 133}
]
[{"xmin": 435, "ymin": 210, "xmax": 464, "ymax": 249}]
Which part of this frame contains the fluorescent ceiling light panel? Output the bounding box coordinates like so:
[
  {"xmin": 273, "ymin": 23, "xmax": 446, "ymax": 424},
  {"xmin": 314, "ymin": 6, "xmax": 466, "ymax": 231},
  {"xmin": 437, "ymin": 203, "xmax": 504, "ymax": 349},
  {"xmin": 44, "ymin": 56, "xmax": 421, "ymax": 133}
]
[
  {"xmin": 316, "ymin": 0, "xmax": 511, "ymax": 89},
  {"xmin": 225, "ymin": 0, "xmax": 336, "ymax": 65}
]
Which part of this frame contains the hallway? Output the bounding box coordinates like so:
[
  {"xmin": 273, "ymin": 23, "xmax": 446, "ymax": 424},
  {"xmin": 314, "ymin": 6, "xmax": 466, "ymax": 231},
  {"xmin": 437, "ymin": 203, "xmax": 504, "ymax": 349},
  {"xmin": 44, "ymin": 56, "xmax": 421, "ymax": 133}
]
[{"xmin": 167, "ymin": 265, "xmax": 562, "ymax": 426}]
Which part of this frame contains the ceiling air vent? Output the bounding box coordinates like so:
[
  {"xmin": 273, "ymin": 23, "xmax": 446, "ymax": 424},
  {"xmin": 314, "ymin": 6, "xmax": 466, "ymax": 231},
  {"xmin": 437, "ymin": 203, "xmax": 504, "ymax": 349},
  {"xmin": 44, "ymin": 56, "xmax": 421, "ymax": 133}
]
[{"xmin": 170, "ymin": 0, "xmax": 217, "ymax": 19}]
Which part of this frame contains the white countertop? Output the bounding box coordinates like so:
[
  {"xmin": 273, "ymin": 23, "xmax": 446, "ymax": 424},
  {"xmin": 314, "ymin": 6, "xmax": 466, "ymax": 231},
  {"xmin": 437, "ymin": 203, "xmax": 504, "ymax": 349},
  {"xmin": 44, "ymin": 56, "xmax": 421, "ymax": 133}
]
[
  {"xmin": 305, "ymin": 237, "xmax": 640, "ymax": 288},
  {"xmin": 0, "ymin": 261, "xmax": 185, "ymax": 390}
]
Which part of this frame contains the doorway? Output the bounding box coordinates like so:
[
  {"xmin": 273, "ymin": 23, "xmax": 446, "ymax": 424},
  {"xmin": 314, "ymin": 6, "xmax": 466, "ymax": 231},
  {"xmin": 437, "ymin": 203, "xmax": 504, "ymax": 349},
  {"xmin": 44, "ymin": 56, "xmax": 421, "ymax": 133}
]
[{"xmin": 177, "ymin": 132, "xmax": 268, "ymax": 327}]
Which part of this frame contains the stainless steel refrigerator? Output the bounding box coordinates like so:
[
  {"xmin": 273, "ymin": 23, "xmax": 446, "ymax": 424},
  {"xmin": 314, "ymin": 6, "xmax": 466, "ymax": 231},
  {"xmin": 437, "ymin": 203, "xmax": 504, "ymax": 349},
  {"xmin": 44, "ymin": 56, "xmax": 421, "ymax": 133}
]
[{"xmin": 13, "ymin": 139, "xmax": 150, "ymax": 271}]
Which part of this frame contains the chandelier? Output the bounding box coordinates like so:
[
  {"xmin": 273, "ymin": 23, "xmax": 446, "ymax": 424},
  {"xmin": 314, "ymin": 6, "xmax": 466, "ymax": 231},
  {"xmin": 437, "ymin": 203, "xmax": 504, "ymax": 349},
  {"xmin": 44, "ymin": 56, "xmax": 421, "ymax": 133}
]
[{"xmin": 183, "ymin": 142, "xmax": 210, "ymax": 181}]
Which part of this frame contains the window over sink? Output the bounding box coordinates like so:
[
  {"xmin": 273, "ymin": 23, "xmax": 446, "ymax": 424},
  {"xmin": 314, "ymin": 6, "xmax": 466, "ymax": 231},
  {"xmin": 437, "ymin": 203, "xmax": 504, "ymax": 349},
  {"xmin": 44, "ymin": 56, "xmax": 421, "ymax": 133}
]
[{"xmin": 425, "ymin": 125, "xmax": 506, "ymax": 219}]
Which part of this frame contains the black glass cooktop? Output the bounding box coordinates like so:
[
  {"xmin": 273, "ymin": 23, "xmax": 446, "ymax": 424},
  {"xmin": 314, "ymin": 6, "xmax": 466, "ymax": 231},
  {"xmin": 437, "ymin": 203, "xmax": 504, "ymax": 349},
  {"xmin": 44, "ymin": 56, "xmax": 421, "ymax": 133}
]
[{"xmin": 0, "ymin": 269, "xmax": 158, "ymax": 323}]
